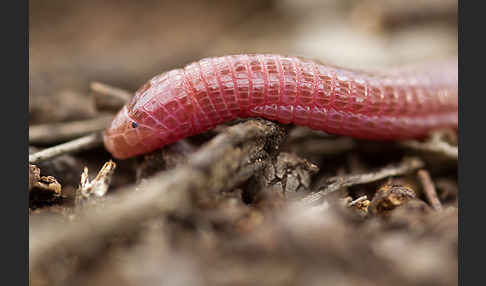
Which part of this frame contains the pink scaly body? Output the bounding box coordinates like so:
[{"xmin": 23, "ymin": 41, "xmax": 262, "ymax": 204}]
[{"xmin": 104, "ymin": 54, "xmax": 458, "ymax": 159}]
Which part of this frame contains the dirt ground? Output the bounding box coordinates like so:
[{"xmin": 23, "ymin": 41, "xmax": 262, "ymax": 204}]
[{"xmin": 29, "ymin": 1, "xmax": 458, "ymax": 285}]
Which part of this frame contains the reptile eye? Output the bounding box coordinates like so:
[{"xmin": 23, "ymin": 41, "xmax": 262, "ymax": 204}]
[{"xmin": 131, "ymin": 122, "xmax": 138, "ymax": 128}]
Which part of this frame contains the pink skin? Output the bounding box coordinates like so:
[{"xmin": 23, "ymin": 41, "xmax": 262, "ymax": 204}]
[{"xmin": 104, "ymin": 54, "xmax": 458, "ymax": 159}]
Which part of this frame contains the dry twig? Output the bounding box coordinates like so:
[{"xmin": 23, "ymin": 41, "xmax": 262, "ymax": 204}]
[
  {"xmin": 29, "ymin": 114, "xmax": 113, "ymax": 144},
  {"xmin": 29, "ymin": 133, "xmax": 104, "ymax": 164},
  {"xmin": 348, "ymin": 195, "xmax": 369, "ymax": 207},
  {"xmin": 400, "ymin": 132, "xmax": 458, "ymax": 160},
  {"xmin": 301, "ymin": 157, "xmax": 425, "ymax": 205},
  {"xmin": 417, "ymin": 169, "xmax": 442, "ymax": 211},
  {"xmin": 346, "ymin": 195, "xmax": 370, "ymax": 215}
]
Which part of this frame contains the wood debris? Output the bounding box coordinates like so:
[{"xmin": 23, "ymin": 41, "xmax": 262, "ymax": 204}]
[{"xmin": 76, "ymin": 160, "xmax": 117, "ymax": 202}]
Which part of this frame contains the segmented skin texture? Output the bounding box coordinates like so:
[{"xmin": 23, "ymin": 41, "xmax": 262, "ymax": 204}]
[{"xmin": 104, "ymin": 54, "xmax": 458, "ymax": 159}]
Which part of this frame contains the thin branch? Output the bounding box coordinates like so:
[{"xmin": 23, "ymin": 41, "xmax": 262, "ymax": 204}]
[
  {"xmin": 348, "ymin": 195, "xmax": 368, "ymax": 207},
  {"xmin": 29, "ymin": 133, "xmax": 104, "ymax": 164},
  {"xmin": 400, "ymin": 132, "xmax": 458, "ymax": 160},
  {"xmin": 300, "ymin": 157, "xmax": 425, "ymax": 206},
  {"xmin": 29, "ymin": 114, "xmax": 113, "ymax": 144},
  {"xmin": 417, "ymin": 169, "xmax": 442, "ymax": 211}
]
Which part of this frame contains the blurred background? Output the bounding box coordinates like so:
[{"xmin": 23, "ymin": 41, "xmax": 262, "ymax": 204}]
[{"xmin": 29, "ymin": 0, "xmax": 457, "ymax": 125}]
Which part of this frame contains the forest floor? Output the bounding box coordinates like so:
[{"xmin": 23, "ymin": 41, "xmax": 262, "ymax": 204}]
[{"xmin": 29, "ymin": 1, "xmax": 458, "ymax": 285}]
